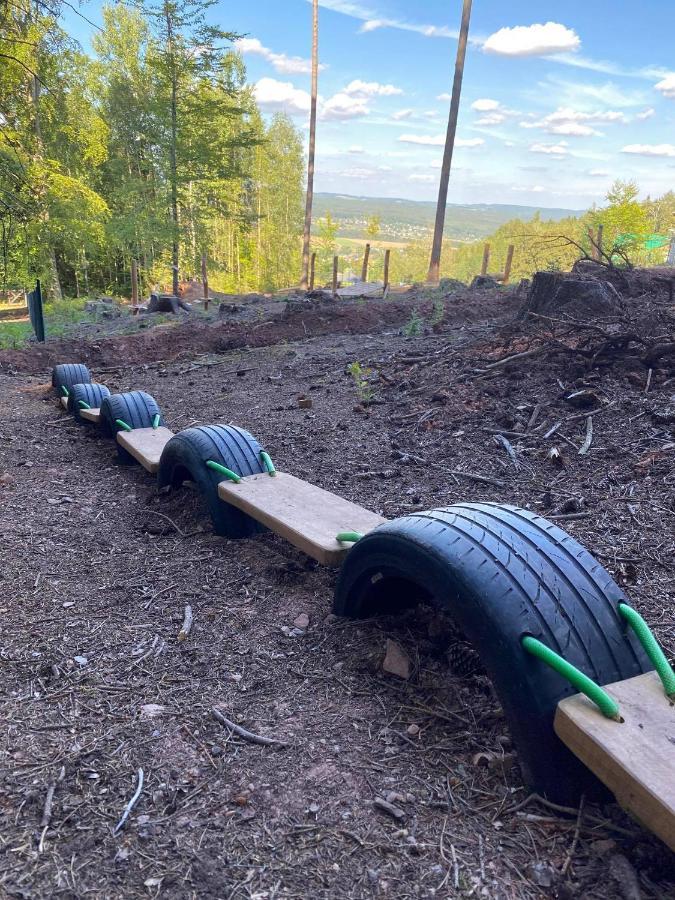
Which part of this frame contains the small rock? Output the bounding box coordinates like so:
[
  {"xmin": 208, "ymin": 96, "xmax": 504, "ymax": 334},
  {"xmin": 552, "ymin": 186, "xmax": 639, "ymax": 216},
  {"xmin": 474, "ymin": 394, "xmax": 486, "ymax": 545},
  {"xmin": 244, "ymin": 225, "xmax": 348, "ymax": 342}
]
[
  {"xmin": 406, "ymin": 724, "xmax": 420, "ymax": 737},
  {"xmin": 528, "ymin": 861, "xmax": 556, "ymax": 888},
  {"xmin": 382, "ymin": 639, "xmax": 411, "ymax": 680},
  {"xmin": 590, "ymin": 838, "xmax": 617, "ymax": 856},
  {"xmin": 293, "ymin": 613, "xmax": 310, "ymax": 629},
  {"xmin": 73, "ymin": 655, "xmax": 88, "ymax": 667},
  {"xmin": 140, "ymin": 704, "xmax": 166, "ymax": 718},
  {"xmin": 298, "ymin": 396, "xmax": 313, "ymax": 409}
]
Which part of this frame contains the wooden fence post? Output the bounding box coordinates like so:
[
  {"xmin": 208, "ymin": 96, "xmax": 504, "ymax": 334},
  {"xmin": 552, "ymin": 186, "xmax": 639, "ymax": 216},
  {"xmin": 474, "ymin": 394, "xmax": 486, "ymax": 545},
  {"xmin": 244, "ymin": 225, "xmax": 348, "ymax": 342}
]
[
  {"xmin": 503, "ymin": 245, "xmax": 515, "ymax": 284},
  {"xmin": 131, "ymin": 260, "xmax": 139, "ymax": 306},
  {"xmin": 480, "ymin": 243, "xmax": 490, "ymax": 276},
  {"xmin": 309, "ymin": 252, "xmax": 316, "ymax": 290},
  {"xmin": 201, "ymin": 253, "xmax": 209, "ymax": 310},
  {"xmin": 361, "ymin": 243, "xmax": 370, "ymax": 282},
  {"xmin": 332, "ymin": 256, "xmax": 338, "ymax": 299},
  {"xmin": 383, "ymin": 248, "xmax": 391, "ymax": 296}
]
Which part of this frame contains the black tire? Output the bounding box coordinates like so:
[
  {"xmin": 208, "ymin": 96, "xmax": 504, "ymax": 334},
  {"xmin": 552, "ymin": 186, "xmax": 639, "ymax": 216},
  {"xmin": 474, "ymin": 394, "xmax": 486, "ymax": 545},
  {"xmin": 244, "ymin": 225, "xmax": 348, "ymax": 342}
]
[
  {"xmin": 67, "ymin": 383, "xmax": 111, "ymax": 424},
  {"xmin": 157, "ymin": 425, "xmax": 267, "ymax": 537},
  {"xmin": 99, "ymin": 391, "xmax": 164, "ymax": 463},
  {"xmin": 52, "ymin": 363, "xmax": 91, "ymax": 396},
  {"xmin": 334, "ymin": 502, "xmax": 651, "ymax": 801}
]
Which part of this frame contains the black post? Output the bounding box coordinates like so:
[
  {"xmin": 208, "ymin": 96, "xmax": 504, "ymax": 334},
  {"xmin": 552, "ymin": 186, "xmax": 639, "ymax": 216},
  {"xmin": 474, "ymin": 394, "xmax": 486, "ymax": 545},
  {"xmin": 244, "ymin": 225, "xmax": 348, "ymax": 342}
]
[{"xmin": 27, "ymin": 279, "xmax": 45, "ymax": 342}]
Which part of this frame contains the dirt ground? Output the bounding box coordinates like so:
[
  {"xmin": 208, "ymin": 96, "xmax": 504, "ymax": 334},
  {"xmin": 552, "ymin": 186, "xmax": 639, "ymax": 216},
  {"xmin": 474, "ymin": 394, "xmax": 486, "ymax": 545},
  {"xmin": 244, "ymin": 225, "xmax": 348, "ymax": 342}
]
[{"xmin": 1, "ymin": 278, "xmax": 674, "ymax": 898}]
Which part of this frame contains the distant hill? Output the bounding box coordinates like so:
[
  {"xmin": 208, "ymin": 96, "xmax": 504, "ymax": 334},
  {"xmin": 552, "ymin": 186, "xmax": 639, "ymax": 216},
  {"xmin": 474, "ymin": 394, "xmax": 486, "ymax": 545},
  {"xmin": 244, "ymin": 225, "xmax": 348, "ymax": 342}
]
[{"xmin": 313, "ymin": 192, "xmax": 584, "ymax": 243}]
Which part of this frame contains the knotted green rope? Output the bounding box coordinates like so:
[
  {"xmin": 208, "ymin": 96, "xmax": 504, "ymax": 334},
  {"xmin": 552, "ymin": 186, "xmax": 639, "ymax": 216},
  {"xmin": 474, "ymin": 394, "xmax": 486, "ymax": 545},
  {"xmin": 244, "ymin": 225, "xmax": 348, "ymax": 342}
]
[
  {"xmin": 619, "ymin": 603, "xmax": 675, "ymax": 698},
  {"xmin": 206, "ymin": 460, "xmax": 241, "ymax": 483},
  {"xmin": 522, "ymin": 636, "xmax": 620, "ymax": 720}
]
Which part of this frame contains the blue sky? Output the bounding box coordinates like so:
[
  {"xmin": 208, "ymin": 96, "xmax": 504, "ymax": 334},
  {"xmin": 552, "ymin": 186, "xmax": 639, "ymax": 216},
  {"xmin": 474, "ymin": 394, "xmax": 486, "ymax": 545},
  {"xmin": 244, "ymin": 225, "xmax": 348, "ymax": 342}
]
[{"xmin": 63, "ymin": 0, "xmax": 675, "ymax": 209}]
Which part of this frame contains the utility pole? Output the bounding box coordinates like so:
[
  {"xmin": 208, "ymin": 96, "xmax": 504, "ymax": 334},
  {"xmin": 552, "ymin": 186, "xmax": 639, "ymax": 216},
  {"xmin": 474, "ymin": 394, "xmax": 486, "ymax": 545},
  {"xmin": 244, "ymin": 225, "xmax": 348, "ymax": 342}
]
[
  {"xmin": 426, "ymin": 0, "xmax": 473, "ymax": 284},
  {"xmin": 300, "ymin": 0, "xmax": 319, "ymax": 289}
]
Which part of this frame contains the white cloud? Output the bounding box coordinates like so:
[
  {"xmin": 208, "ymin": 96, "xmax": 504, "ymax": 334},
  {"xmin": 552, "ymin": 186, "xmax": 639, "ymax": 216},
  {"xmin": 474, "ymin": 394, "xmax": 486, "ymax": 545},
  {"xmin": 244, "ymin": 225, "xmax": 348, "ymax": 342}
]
[
  {"xmin": 622, "ymin": 143, "xmax": 675, "ymax": 158},
  {"xmin": 543, "ymin": 78, "xmax": 647, "ymax": 109},
  {"xmin": 322, "ymin": 92, "xmax": 370, "ymax": 120},
  {"xmin": 520, "ymin": 106, "xmax": 627, "ymax": 137},
  {"xmin": 437, "ymin": 92, "xmax": 452, "ymax": 102},
  {"xmin": 392, "ymin": 108, "xmax": 415, "ymax": 120},
  {"xmin": 254, "ymin": 77, "xmax": 311, "ymax": 114},
  {"xmin": 483, "ymin": 22, "xmax": 580, "ymax": 57},
  {"xmin": 398, "ymin": 134, "xmax": 484, "ymax": 148},
  {"xmin": 636, "ymin": 107, "xmax": 655, "ymax": 120},
  {"xmin": 471, "ymin": 98, "xmax": 500, "ymax": 112},
  {"xmin": 235, "ymin": 38, "xmax": 323, "ymax": 75},
  {"xmin": 514, "ymin": 185, "xmax": 545, "ymax": 193},
  {"xmin": 588, "ymin": 169, "xmax": 610, "ymax": 177},
  {"xmin": 348, "ymin": 145, "xmax": 364, "ymax": 154},
  {"xmin": 655, "ymin": 74, "xmax": 675, "ymax": 98},
  {"xmin": 476, "ymin": 113, "xmax": 507, "ymax": 126},
  {"xmin": 343, "ymin": 79, "xmax": 403, "ymax": 97},
  {"xmin": 409, "ymin": 173, "xmax": 435, "ymax": 182},
  {"xmin": 529, "ymin": 141, "xmax": 570, "ymax": 156}
]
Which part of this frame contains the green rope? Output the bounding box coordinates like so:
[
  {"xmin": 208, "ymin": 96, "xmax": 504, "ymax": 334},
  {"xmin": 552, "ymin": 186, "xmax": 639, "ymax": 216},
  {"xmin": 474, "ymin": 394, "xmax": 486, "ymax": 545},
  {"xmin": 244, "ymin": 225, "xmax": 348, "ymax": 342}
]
[
  {"xmin": 619, "ymin": 603, "xmax": 675, "ymax": 698},
  {"xmin": 152, "ymin": 414, "xmax": 160, "ymax": 429},
  {"xmin": 60, "ymin": 385, "xmax": 69, "ymax": 397},
  {"xmin": 522, "ymin": 636, "xmax": 620, "ymax": 720},
  {"xmin": 336, "ymin": 532, "xmax": 364, "ymax": 544},
  {"xmin": 260, "ymin": 451, "xmax": 276, "ymax": 476},
  {"xmin": 78, "ymin": 400, "xmax": 92, "ymax": 409},
  {"xmin": 115, "ymin": 418, "xmax": 133, "ymax": 432},
  {"xmin": 206, "ymin": 460, "xmax": 241, "ymax": 483}
]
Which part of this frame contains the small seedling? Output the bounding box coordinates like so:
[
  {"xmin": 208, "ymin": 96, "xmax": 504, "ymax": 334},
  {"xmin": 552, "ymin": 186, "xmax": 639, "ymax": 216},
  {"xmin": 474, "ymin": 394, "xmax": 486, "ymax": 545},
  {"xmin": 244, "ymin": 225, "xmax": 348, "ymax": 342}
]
[
  {"xmin": 403, "ymin": 309, "xmax": 423, "ymax": 337},
  {"xmin": 431, "ymin": 298, "xmax": 445, "ymax": 325},
  {"xmin": 347, "ymin": 361, "xmax": 375, "ymax": 404}
]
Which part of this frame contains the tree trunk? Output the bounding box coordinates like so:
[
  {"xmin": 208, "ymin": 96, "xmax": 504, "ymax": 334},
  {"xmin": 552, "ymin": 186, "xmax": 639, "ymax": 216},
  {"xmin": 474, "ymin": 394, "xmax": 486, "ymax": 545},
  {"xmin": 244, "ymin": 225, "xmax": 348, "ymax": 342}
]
[
  {"xmin": 165, "ymin": 3, "xmax": 180, "ymax": 295},
  {"xmin": 427, "ymin": 0, "xmax": 473, "ymax": 284},
  {"xmin": 300, "ymin": 0, "xmax": 319, "ymax": 289},
  {"xmin": 32, "ymin": 73, "xmax": 63, "ymax": 301}
]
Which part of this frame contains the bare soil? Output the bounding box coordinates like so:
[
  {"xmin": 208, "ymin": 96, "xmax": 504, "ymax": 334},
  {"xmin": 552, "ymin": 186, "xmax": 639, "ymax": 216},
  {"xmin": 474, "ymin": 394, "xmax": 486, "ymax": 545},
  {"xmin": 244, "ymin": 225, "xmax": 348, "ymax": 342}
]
[{"xmin": 0, "ymin": 279, "xmax": 674, "ymax": 898}]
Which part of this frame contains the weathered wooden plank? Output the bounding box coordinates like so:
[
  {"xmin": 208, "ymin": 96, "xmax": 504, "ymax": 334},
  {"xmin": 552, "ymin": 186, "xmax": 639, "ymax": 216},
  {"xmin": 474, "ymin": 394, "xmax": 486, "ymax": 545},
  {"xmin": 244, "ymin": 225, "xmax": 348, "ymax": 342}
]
[
  {"xmin": 116, "ymin": 427, "xmax": 174, "ymax": 473},
  {"xmin": 218, "ymin": 471, "xmax": 386, "ymax": 565},
  {"xmin": 555, "ymin": 671, "xmax": 675, "ymax": 851},
  {"xmin": 79, "ymin": 408, "xmax": 101, "ymax": 424}
]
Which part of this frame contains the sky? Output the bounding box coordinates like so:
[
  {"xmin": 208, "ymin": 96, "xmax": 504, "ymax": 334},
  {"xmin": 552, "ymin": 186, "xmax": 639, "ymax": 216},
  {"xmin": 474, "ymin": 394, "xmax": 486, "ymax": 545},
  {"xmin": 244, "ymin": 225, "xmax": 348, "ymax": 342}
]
[{"xmin": 62, "ymin": 0, "xmax": 675, "ymax": 210}]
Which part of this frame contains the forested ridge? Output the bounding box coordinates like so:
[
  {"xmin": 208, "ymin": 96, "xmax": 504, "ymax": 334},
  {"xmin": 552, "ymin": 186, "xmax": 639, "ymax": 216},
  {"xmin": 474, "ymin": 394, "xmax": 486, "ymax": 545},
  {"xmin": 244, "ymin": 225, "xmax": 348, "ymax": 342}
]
[{"xmin": 0, "ymin": 0, "xmax": 304, "ymax": 298}]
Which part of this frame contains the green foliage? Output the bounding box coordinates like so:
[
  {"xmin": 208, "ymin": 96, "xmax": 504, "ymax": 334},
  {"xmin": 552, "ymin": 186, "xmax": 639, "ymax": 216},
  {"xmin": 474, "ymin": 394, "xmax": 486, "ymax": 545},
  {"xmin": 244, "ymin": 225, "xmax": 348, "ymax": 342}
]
[
  {"xmin": 403, "ymin": 309, "xmax": 423, "ymax": 337},
  {"xmin": 365, "ymin": 215, "xmax": 381, "ymax": 241},
  {"xmin": 346, "ymin": 361, "xmax": 374, "ymax": 404}
]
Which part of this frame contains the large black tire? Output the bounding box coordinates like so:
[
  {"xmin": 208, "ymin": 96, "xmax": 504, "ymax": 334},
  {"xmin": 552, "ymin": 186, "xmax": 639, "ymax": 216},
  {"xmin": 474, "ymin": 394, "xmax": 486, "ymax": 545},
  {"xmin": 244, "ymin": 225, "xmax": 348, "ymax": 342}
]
[
  {"xmin": 99, "ymin": 391, "xmax": 164, "ymax": 463},
  {"xmin": 67, "ymin": 383, "xmax": 111, "ymax": 424},
  {"xmin": 52, "ymin": 363, "xmax": 91, "ymax": 395},
  {"xmin": 157, "ymin": 425, "xmax": 267, "ymax": 537},
  {"xmin": 334, "ymin": 503, "xmax": 651, "ymax": 801}
]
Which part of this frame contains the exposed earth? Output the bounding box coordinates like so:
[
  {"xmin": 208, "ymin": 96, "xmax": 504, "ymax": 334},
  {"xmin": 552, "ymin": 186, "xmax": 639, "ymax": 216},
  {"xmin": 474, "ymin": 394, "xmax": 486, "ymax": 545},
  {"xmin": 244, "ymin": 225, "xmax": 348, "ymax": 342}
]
[{"xmin": 1, "ymin": 270, "xmax": 674, "ymax": 898}]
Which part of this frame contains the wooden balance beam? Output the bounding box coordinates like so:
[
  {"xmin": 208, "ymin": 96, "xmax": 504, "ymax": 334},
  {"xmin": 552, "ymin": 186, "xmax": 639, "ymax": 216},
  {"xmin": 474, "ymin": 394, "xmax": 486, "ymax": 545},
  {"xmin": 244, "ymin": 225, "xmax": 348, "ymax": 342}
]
[
  {"xmin": 116, "ymin": 427, "xmax": 174, "ymax": 474},
  {"xmin": 60, "ymin": 396, "xmax": 69, "ymax": 409},
  {"xmin": 555, "ymin": 670, "xmax": 675, "ymax": 851},
  {"xmin": 80, "ymin": 408, "xmax": 101, "ymax": 424},
  {"xmin": 218, "ymin": 471, "xmax": 386, "ymax": 565}
]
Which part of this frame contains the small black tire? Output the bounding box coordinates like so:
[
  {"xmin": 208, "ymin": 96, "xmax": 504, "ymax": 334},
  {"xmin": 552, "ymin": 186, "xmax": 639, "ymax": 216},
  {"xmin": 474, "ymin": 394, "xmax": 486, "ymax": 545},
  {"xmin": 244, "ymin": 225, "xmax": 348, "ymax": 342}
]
[
  {"xmin": 52, "ymin": 363, "xmax": 91, "ymax": 395},
  {"xmin": 157, "ymin": 425, "xmax": 267, "ymax": 537},
  {"xmin": 67, "ymin": 383, "xmax": 111, "ymax": 424},
  {"xmin": 334, "ymin": 502, "xmax": 651, "ymax": 801},
  {"xmin": 99, "ymin": 391, "xmax": 164, "ymax": 463}
]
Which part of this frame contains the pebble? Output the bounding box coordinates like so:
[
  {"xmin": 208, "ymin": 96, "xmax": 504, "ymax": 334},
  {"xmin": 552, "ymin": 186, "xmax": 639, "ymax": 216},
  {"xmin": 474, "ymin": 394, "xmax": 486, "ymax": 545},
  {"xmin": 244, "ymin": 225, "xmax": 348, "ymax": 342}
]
[
  {"xmin": 293, "ymin": 613, "xmax": 310, "ymax": 629},
  {"xmin": 382, "ymin": 639, "xmax": 411, "ymax": 680}
]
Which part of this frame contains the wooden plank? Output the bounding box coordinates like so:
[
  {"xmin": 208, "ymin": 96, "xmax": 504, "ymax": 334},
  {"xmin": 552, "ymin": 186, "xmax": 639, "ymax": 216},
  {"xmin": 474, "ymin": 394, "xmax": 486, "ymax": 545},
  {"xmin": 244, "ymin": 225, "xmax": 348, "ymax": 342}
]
[
  {"xmin": 116, "ymin": 427, "xmax": 174, "ymax": 473},
  {"xmin": 555, "ymin": 671, "xmax": 675, "ymax": 851},
  {"xmin": 60, "ymin": 396, "xmax": 69, "ymax": 409},
  {"xmin": 79, "ymin": 408, "xmax": 101, "ymax": 424},
  {"xmin": 218, "ymin": 471, "xmax": 386, "ymax": 565}
]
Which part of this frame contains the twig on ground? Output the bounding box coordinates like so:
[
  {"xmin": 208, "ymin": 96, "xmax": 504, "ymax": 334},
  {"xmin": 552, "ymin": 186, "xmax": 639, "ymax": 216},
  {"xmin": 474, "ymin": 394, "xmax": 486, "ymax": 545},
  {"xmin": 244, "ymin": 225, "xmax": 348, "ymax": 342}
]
[
  {"xmin": 494, "ymin": 434, "xmax": 519, "ymax": 469},
  {"xmin": 212, "ymin": 708, "xmax": 287, "ymax": 747},
  {"xmin": 113, "ymin": 768, "xmax": 144, "ymax": 835},
  {"xmin": 38, "ymin": 765, "xmax": 65, "ymax": 852},
  {"xmin": 145, "ymin": 510, "xmax": 186, "ymax": 536},
  {"xmin": 562, "ymin": 794, "xmax": 585, "ymax": 875},
  {"xmin": 449, "ymin": 470, "xmax": 506, "ymax": 489},
  {"xmin": 178, "ymin": 604, "xmax": 193, "ymax": 641},
  {"xmin": 578, "ymin": 416, "xmax": 593, "ymax": 456}
]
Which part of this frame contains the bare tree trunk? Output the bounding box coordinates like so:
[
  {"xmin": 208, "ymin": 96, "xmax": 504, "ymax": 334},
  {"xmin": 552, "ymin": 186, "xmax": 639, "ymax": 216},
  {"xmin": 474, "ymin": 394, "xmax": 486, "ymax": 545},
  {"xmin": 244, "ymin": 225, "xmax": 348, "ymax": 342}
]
[
  {"xmin": 32, "ymin": 73, "xmax": 63, "ymax": 301},
  {"xmin": 300, "ymin": 0, "xmax": 319, "ymax": 289},
  {"xmin": 426, "ymin": 0, "xmax": 473, "ymax": 284},
  {"xmin": 165, "ymin": 3, "xmax": 180, "ymax": 295}
]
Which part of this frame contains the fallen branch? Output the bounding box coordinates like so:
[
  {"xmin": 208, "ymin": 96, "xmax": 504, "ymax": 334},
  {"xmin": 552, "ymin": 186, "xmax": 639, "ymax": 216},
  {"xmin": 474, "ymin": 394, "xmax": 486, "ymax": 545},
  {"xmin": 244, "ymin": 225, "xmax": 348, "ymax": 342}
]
[
  {"xmin": 178, "ymin": 605, "xmax": 193, "ymax": 642},
  {"xmin": 449, "ymin": 470, "xmax": 506, "ymax": 489},
  {"xmin": 145, "ymin": 510, "xmax": 186, "ymax": 536},
  {"xmin": 114, "ymin": 768, "xmax": 144, "ymax": 835},
  {"xmin": 483, "ymin": 346, "xmax": 545, "ymax": 371},
  {"xmin": 212, "ymin": 708, "xmax": 287, "ymax": 747},
  {"xmin": 578, "ymin": 416, "xmax": 593, "ymax": 456},
  {"xmin": 38, "ymin": 765, "xmax": 65, "ymax": 852},
  {"xmin": 494, "ymin": 434, "xmax": 519, "ymax": 469}
]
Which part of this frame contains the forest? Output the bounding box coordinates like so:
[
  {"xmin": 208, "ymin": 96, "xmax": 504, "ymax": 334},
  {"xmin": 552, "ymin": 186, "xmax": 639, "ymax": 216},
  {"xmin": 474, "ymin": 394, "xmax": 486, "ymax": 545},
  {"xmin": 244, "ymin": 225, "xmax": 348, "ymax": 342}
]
[{"xmin": 0, "ymin": 0, "xmax": 305, "ymax": 299}]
